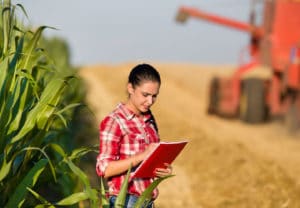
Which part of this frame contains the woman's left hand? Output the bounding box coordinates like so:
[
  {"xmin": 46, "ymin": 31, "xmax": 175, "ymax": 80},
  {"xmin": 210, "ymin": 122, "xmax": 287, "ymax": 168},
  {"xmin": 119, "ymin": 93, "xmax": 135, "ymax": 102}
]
[{"xmin": 154, "ymin": 163, "xmax": 173, "ymax": 178}]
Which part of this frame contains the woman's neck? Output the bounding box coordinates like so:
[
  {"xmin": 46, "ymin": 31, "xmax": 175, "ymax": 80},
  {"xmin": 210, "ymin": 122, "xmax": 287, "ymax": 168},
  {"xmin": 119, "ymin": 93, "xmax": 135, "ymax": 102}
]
[{"xmin": 125, "ymin": 101, "xmax": 141, "ymax": 116}]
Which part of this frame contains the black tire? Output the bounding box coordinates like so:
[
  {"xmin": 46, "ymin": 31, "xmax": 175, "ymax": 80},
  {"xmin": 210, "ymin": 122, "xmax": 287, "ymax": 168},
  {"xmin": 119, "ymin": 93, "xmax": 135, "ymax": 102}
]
[
  {"xmin": 239, "ymin": 78, "xmax": 268, "ymax": 123},
  {"xmin": 285, "ymin": 102, "xmax": 300, "ymax": 133},
  {"xmin": 207, "ymin": 77, "xmax": 219, "ymax": 114}
]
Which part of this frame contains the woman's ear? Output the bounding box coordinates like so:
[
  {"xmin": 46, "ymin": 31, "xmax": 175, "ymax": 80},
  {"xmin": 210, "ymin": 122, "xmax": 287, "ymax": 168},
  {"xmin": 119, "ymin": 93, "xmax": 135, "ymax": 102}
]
[{"xmin": 127, "ymin": 83, "xmax": 134, "ymax": 95}]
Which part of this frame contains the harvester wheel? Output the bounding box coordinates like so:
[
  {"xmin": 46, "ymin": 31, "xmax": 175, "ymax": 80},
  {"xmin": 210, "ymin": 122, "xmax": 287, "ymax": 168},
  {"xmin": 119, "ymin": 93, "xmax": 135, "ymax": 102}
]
[
  {"xmin": 239, "ymin": 78, "xmax": 268, "ymax": 123},
  {"xmin": 285, "ymin": 102, "xmax": 300, "ymax": 133},
  {"xmin": 207, "ymin": 77, "xmax": 219, "ymax": 114}
]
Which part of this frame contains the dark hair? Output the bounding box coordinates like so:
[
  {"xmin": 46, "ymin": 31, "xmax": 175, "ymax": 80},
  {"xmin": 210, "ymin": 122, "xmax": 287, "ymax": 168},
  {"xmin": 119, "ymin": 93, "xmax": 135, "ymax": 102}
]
[{"xmin": 128, "ymin": 63, "xmax": 161, "ymax": 88}]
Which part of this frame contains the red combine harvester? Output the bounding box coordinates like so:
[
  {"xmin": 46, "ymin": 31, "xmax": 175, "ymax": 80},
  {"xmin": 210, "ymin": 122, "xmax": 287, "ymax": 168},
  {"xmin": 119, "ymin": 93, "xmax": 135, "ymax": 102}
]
[{"xmin": 176, "ymin": 0, "xmax": 300, "ymax": 130}]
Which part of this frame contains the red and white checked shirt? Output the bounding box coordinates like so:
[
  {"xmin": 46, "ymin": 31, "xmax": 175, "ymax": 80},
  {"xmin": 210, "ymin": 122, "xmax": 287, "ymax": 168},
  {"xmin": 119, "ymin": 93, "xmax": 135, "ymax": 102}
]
[{"xmin": 96, "ymin": 103, "xmax": 160, "ymax": 198}]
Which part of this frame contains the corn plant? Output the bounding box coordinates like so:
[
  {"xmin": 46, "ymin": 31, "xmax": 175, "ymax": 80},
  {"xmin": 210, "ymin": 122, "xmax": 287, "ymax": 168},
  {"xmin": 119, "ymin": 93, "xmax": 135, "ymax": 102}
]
[
  {"xmin": 27, "ymin": 144, "xmax": 100, "ymax": 207},
  {"xmin": 0, "ymin": 1, "xmax": 92, "ymax": 207},
  {"xmin": 110, "ymin": 166, "xmax": 174, "ymax": 208}
]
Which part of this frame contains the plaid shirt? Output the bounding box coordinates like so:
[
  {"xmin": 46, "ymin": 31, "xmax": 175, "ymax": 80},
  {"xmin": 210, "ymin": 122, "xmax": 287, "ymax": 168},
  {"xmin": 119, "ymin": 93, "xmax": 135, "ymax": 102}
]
[{"xmin": 96, "ymin": 103, "xmax": 160, "ymax": 198}]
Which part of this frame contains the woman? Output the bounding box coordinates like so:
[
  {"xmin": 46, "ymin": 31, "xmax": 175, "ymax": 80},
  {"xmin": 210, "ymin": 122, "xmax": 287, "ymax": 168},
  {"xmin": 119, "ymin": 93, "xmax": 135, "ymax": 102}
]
[{"xmin": 96, "ymin": 63, "xmax": 172, "ymax": 208}]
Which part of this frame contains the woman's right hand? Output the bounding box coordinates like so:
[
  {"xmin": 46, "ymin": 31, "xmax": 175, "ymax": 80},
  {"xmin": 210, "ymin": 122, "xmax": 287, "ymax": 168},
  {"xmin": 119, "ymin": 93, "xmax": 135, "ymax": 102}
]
[
  {"xmin": 143, "ymin": 143, "xmax": 159, "ymax": 159},
  {"xmin": 135, "ymin": 143, "xmax": 158, "ymax": 165},
  {"xmin": 105, "ymin": 143, "xmax": 159, "ymax": 178}
]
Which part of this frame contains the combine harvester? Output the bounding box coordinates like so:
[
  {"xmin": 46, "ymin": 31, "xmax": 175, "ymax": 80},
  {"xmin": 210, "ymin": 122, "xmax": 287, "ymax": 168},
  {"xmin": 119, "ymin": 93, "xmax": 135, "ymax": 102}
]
[{"xmin": 176, "ymin": 0, "xmax": 300, "ymax": 131}]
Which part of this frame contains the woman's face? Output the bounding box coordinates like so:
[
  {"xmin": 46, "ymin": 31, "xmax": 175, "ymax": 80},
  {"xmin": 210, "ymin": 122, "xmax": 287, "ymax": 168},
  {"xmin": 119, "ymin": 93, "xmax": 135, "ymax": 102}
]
[{"xmin": 127, "ymin": 81, "xmax": 160, "ymax": 115}]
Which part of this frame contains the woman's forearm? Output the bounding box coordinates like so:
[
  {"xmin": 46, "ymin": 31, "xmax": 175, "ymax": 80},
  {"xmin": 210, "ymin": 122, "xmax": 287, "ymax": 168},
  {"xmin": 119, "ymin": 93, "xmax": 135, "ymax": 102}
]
[
  {"xmin": 104, "ymin": 153, "xmax": 144, "ymax": 178},
  {"xmin": 104, "ymin": 143, "xmax": 158, "ymax": 178}
]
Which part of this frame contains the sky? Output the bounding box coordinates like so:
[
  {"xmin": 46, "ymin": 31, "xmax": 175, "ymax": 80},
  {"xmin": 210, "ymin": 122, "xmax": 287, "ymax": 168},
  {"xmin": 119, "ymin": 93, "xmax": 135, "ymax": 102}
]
[{"xmin": 16, "ymin": 0, "xmax": 251, "ymax": 67}]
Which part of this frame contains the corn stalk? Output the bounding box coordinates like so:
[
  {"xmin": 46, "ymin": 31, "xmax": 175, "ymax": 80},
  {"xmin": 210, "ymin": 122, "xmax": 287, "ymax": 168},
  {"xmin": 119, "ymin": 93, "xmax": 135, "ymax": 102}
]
[{"xmin": 0, "ymin": 2, "xmax": 90, "ymax": 207}]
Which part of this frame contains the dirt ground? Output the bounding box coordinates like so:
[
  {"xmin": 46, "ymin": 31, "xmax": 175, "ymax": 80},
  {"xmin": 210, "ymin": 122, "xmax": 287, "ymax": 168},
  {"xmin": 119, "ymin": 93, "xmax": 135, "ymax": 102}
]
[{"xmin": 79, "ymin": 62, "xmax": 300, "ymax": 208}]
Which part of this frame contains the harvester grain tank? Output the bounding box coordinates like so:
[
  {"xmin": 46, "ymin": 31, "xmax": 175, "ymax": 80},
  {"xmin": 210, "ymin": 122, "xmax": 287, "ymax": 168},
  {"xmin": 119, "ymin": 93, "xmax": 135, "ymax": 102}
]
[{"xmin": 176, "ymin": 0, "xmax": 300, "ymax": 131}]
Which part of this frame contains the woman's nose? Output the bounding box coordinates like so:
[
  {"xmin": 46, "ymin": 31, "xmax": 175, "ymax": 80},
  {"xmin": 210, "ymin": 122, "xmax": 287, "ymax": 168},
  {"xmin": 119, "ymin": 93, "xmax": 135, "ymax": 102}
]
[{"xmin": 147, "ymin": 96, "xmax": 154, "ymax": 105}]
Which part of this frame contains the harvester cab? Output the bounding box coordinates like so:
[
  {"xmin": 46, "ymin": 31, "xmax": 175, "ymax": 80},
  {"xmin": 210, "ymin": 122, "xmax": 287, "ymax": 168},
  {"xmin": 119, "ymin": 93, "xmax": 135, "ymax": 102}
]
[{"xmin": 175, "ymin": 0, "xmax": 300, "ymax": 131}]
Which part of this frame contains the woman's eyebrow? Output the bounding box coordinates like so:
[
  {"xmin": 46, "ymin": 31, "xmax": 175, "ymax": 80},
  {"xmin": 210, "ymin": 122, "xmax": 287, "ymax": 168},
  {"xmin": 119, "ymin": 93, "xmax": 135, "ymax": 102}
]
[{"xmin": 142, "ymin": 91, "xmax": 159, "ymax": 96}]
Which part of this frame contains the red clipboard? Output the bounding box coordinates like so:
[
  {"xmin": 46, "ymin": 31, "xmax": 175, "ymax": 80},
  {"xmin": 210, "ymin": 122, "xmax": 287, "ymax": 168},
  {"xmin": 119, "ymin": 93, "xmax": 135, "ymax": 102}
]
[{"xmin": 132, "ymin": 140, "xmax": 188, "ymax": 178}]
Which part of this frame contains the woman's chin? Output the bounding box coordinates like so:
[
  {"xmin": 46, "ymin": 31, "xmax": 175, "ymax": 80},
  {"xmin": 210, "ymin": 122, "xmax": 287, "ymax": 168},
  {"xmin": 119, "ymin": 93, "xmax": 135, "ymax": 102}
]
[{"xmin": 140, "ymin": 107, "xmax": 149, "ymax": 113}]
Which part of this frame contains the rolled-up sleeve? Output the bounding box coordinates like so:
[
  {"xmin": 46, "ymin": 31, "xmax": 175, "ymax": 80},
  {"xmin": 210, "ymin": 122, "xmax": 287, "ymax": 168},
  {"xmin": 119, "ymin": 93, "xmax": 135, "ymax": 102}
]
[{"xmin": 96, "ymin": 116, "xmax": 122, "ymax": 177}]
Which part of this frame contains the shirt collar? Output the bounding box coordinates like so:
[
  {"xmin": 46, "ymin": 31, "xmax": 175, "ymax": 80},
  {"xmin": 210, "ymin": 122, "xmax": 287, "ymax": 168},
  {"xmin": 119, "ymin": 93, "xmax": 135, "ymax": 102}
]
[
  {"xmin": 117, "ymin": 103, "xmax": 135, "ymax": 120},
  {"xmin": 117, "ymin": 102, "xmax": 151, "ymax": 121}
]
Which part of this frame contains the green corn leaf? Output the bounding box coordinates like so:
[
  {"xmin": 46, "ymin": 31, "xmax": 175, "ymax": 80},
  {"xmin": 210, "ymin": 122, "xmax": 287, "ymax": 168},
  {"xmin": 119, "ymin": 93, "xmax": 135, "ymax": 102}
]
[
  {"xmin": 35, "ymin": 80, "xmax": 64, "ymax": 129},
  {"xmin": 0, "ymin": 145, "xmax": 24, "ymax": 181},
  {"xmin": 19, "ymin": 25, "xmax": 56, "ymax": 73},
  {"xmin": 64, "ymin": 158, "xmax": 98, "ymax": 203},
  {"xmin": 55, "ymin": 192, "xmax": 89, "ymax": 206},
  {"xmin": 47, "ymin": 143, "xmax": 67, "ymax": 158},
  {"xmin": 134, "ymin": 175, "xmax": 174, "ymax": 208},
  {"xmin": 0, "ymin": 32, "xmax": 24, "ymax": 111},
  {"xmin": 0, "ymin": 156, "xmax": 13, "ymax": 181},
  {"xmin": 2, "ymin": 6, "xmax": 11, "ymax": 55},
  {"xmin": 11, "ymin": 77, "xmax": 72, "ymax": 143},
  {"xmin": 21, "ymin": 26, "xmax": 47, "ymax": 70},
  {"xmin": 69, "ymin": 146, "xmax": 96, "ymax": 161},
  {"xmin": 0, "ymin": 34, "xmax": 24, "ymax": 109},
  {"xmin": 7, "ymin": 36, "xmax": 24, "ymax": 93},
  {"xmin": 27, "ymin": 187, "xmax": 52, "ymax": 205},
  {"xmin": 0, "ymin": 145, "xmax": 52, "ymax": 182},
  {"xmin": 0, "ymin": 146, "xmax": 23, "ymax": 181},
  {"xmin": 34, "ymin": 205, "xmax": 55, "ymax": 208},
  {"xmin": 100, "ymin": 177, "xmax": 109, "ymax": 207},
  {"xmin": 55, "ymin": 102, "xmax": 82, "ymax": 115},
  {"xmin": 8, "ymin": 35, "xmax": 24, "ymax": 75},
  {"xmin": 64, "ymin": 158, "xmax": 89, "ymax": 187},
  {"xmin": 53, "ymin": 103, "xmax": 82, "ymax": 127},
  {"xmin": 5, "ymin": 159, "xmax": 48, "ymax": 208},
  {"xmin": 0, "ymin": 37, "xmax": 26, "ymax": 135},
  {"xmin": 35, "ymin": 76, "xmax": 75, "ymax": 129},
  {"xmin": 7, "ymin": 77, "xmax": 28, "ymax": 134},
  {"xmin": 16, "ymin": 3, "xmax": 29, "ymax": 20},
  {"xmin": 10, "ymin": 110, "xmax": 36, "ymax": 144},
  {"xmin": 0, "ymin": 57, "xmax": 9, "ymax": 106},
  {"xmin": 114, "ymin": 166, "xmax": 132, "ymax": 208},
  {"xmin": 54, "ymin": 111, "xmax": 67, "ymax": 127},
  {"xmin": 0, "ymin": 77, "xmax": 26, "ymax": 130},
  {"xmin": 23, "ymin": 147, "xmax": 57, "ymax": 182}
]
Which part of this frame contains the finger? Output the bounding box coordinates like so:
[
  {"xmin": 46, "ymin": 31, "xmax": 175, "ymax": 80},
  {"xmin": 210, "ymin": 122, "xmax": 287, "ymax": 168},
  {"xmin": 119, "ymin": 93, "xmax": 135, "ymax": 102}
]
[{"xmin": 155, "ymin": 168, "xmax": 172, "ymax": 176}]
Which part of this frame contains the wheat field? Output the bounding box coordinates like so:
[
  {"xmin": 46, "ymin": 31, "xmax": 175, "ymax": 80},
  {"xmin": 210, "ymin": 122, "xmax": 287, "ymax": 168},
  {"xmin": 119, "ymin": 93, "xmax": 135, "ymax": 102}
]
[{"xmin": 79, "ymin": 62, "xmax": 300, "ymax": 208}]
